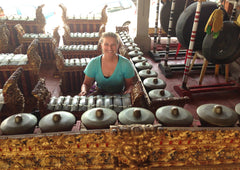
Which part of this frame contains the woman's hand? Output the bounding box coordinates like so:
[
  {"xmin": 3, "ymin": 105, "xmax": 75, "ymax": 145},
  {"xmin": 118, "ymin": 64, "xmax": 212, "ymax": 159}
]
[
  {"xmin": 79, "ymin": 75, "xmax": 95, "ymax": 96},
  {"xmin": 123, "ymin": 87, "xmax": 132, "ymax": 94},
  {"xmin": 78, "ymin": 91, "xmax": 87, "ymax": 96},
  {"xmin": 123, "ymin": 77, "xmax": 134, "ymax": 94}
]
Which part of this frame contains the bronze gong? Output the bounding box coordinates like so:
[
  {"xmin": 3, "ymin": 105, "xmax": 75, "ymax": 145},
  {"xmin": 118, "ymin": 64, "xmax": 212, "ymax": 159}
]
[
  {"xmin": 0, "ymin": 113, "xmax": 37, "ymax": 135},
  {"xmin": 197, "ymin": 103, "xmax": 238, "ymax": 127},
  {"xmin": 118, "ymin": 107, "xmax": 155, "ymax": 125},
  {"xmin": 39, "ymin": 111, "xmax": 76, "ymax": 132},
  {"xmin": 202, "ymin": 21, "xmax": 240, "ymax": 64},
  {"xmin": 81, "ymin": 108, "xmax": 117, "ymax": 129},
  {"xmin": 156, "ymin": 105, "xmax": 193, "ymax": 127}
]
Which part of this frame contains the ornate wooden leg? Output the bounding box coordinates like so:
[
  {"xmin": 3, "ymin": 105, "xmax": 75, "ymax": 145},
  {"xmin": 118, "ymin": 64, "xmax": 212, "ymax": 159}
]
[
  {"xmin": 189, "ymin": 52, "xmax": 198, "ymax": 72},
  {"xmin": 215, "ymin": 64, "xmax": 219, "ymax": 76},
  {"xmin": 225, "ymin": 64, "xmax": 229, "ymax": 82},
  {"xmin": 199, "ymin": 58, "xmax": 208, "ymax": 85}
]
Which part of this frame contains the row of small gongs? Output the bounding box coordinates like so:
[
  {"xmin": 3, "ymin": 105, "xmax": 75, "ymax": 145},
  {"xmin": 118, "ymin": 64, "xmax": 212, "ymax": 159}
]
[{"xmin": 2, "ymin": 102, "xmax": 240, "ymax": 135}]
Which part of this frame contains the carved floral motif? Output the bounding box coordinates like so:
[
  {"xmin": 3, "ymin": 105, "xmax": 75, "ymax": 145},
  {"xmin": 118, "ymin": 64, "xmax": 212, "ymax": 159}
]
[{"xmin": 0, "ymin": 126, "xmax": 240, "ymax": 169}]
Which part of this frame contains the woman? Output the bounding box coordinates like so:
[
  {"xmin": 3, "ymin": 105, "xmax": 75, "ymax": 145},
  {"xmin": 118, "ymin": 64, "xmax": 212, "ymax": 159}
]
[{"xmin": 79, "ymin": 32, "xmax": 135, "ymax": 96}]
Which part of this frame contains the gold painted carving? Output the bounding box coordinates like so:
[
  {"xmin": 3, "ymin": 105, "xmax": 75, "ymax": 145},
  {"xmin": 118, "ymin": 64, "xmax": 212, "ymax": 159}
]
[
  {"xmin": 110, "ymin": 124, "xmax": 160, "ymax": 167},
  {"xmin": 0, "ymin": 127, "xmax": 240, "ymax": 168},
  {"xmin": 101, "ymin": 5, "xmax": 108, "ymax": 25},
  {"xmin": 2, "ymin": 67, "xmax": 25, "ymax": 114},
  {"xmin": 0, "ymin": 21, "xmax": 10, "ymax": 53},
  {"xmin": 54, "ymin": 49, "xmax": 65, "ymax": 71},
  {"xmin": 35, "ymin": 4, "xmax": 46, "ymax": 33},
  {"xmin": 27, "ymin": 39, "xmax": 42, "ymax": 68},
  {"xmin": 53, "ymin": 26, "xmax": 60, "ymax": 47},
  {"xmin": 32, "ymin": 78, "xmax": 51, "ymax": 110},
  {"xmin": 14, "ymin": 24, "xmax": 25, "ymax": 44}
]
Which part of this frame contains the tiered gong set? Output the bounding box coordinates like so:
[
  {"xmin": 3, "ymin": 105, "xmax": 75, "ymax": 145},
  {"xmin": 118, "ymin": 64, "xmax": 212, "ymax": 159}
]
[{"xmin": 0, "ymin": 0, "xmax": 240, "ymax": 169}]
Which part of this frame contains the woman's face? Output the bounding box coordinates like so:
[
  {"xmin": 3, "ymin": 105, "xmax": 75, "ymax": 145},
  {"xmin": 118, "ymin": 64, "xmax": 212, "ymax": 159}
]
[{"xmin": 101, "ymin": 37, "xmax": 119, "ymax": 57}]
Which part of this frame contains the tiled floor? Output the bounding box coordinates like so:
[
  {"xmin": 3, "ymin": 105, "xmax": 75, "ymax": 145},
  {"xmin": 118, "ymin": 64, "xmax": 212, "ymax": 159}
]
[{"xmin": 39, "ymin": 63, "xmax": 61, "ymax": 97}]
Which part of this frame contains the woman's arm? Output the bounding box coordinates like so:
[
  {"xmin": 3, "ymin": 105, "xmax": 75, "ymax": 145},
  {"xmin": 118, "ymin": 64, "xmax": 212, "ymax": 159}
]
[
  {"xmin": 78, "ymin": 75, "xmax": 95, "ymax": 96},
  {"xmin": 123, "ymin": 76, "xmax": 135, "ymax": 94}
]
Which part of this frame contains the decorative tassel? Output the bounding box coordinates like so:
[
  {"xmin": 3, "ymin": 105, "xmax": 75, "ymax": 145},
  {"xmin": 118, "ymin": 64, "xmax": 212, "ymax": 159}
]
[
  {"xmin": 234, "ymin": 14, "xmax": 240, "ymax": 27},
  {"xmin": 204, "ymin": 8, "xmax": 223, "ymax": 39}
]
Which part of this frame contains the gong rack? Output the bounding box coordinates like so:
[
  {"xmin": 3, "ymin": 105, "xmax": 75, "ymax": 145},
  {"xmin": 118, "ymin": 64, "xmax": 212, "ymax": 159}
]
[
  {"xmin": 117, "ymin": 28, "xmax": 190, "ymax": 109},
  {"xmin": 149, "ymin": 0, "xmax": 189, "ymax": 62},
  {"xmin": 173, "ymin": 0, "xmax": 240, "ymax": 98},
  {"xmin": 149, "ymin": 0, "xmax": 218, "ymax": 78},
  {"xmin": 0, "ymin": 4, "xmax": 46, "ymax": 51}
]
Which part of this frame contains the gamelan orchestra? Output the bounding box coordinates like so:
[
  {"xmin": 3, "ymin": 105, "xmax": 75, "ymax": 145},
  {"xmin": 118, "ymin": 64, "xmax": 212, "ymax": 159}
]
[{"xmin": 0, "ymin": 0, "xmax": 240, "ymax": 169}]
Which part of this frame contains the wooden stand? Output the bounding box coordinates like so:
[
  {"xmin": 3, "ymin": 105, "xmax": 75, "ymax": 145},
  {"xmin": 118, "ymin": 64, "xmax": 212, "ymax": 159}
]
[
  {"xmin": 14, "ymin": 24, "xmax": 59, "ymax": 64},
  {"xmin": 2, "ymin": 4, "xmax": 46, "ymax": 50}
]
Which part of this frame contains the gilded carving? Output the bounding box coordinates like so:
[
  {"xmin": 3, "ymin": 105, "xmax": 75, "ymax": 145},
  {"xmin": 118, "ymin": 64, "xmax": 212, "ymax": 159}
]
[
  {"xmin": 101, "ymin": 5, "xmax": 108, "ymax": 25},
  {"xmin": 59, "ymin": 3, "xmax": 67, "ymax": 25},
  {"xmin": 2, "ymin": 67, "xmax": 25, "ymax": 114},
  {"xmin": 0, "ymin": 21, "xmax": 10, "ymax": 53},
  {"xmin": 32, "ymin": 78, "xmax": 51, "ymax": 112},
  {"xmin": 131, "ymin": 81, "xmax": 148, "ymax": 107},
  {"xmin": 54, "ymin": 49, "xmax": 65, "ymax": 71},
  {"xmin": 35, "ymin": 4, "xmax": 46, "ymax": 33},
  {"xmin": 0, "ymin": 127, "xmax": 240, "ymax": 168},
  {"xmin": 110, "ymin": 124, "xmax": 159, "ymax": 167},
  {"xmin": 53, "ymin": 26, "xmax": 60, "ymax": 47},
  {"xmin": 27, "ymin": 38, "xmax": 42, "ymax": 68},
  {"xmin": 63, "ymin": 24, "xmax": 70, "ymax": 39},
  {"xmin": 14, "ymin": 24, "xmax": 25, "ymax": 44}
]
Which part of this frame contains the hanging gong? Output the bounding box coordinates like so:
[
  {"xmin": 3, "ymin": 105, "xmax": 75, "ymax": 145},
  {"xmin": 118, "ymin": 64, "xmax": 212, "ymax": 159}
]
[
  {"xmin": 202, "ymin": 21, "xmax": 240, "ymax": 64},
  {"xmin": 176, "ymin": 1, "xmax": 229, "ymax": 51},
  {"xmin": 197, "ymin": 103, "xmax": 238, "ymax": 127},
  {"xmin": 160, "ymin": 0, "xmax": 194, "ymax": 37}
]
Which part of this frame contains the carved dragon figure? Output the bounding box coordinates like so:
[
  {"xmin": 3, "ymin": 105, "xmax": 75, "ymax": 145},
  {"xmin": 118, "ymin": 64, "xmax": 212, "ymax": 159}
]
[
  {"xmin": 59, "ymin": 3, "xmax": 67, "ymax": 25},
  {"xmin": 101, "ymin": 5, "xmax": 108, "ymax": 25},
  {"xmin": 32, "ymin": 78, "xmax": 51, "ymax": 111},
  {"xmin": 14, "ymin": 23, "xmax": 25, "ymax": 44},
  {"xmin": 54, "ymin": 49, "xmax": 65, "ymax": 71},
  {"xmin": 27, "ymin": 38, "xmax": 42, "ymax": 68},
  {"xmin": 36, "ymin": 4, "xmax": 46, "ymax": 33},
  {"xmin": 2, "ymin": 67, "xmax": 25, "ymax": 114},
  {"xmin": 0, "ymin": 6, "xmax": 4, "ymax": 17},
  {"xmin": 63, "ymin": 24, "xmax": 70, "ymax": 39},
  {"xmin": 53, "ymin": 26, "xmax": 60, "ymax": 47},
  {"xmin": 0, "ymin": 21, "xmax": 10, "ymax": 53}
]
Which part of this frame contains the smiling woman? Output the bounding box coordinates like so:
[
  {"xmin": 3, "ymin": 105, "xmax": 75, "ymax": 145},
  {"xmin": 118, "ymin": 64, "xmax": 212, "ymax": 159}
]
[{"xmin": 79, "ymin": 32, "xmax": 135, "ymax": 96}]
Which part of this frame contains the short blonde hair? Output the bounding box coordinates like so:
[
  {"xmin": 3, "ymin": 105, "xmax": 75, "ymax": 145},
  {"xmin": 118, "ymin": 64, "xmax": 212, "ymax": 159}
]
[{"xmin": 98, "ymin": 32, "xmax": 120, "ymax": 45}]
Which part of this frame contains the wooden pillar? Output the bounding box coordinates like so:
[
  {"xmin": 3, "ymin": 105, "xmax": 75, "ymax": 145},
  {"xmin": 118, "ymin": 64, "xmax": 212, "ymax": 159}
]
[{"xmin": 134, "ymin": 0, "xmax": 151, "ymax": 53}]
